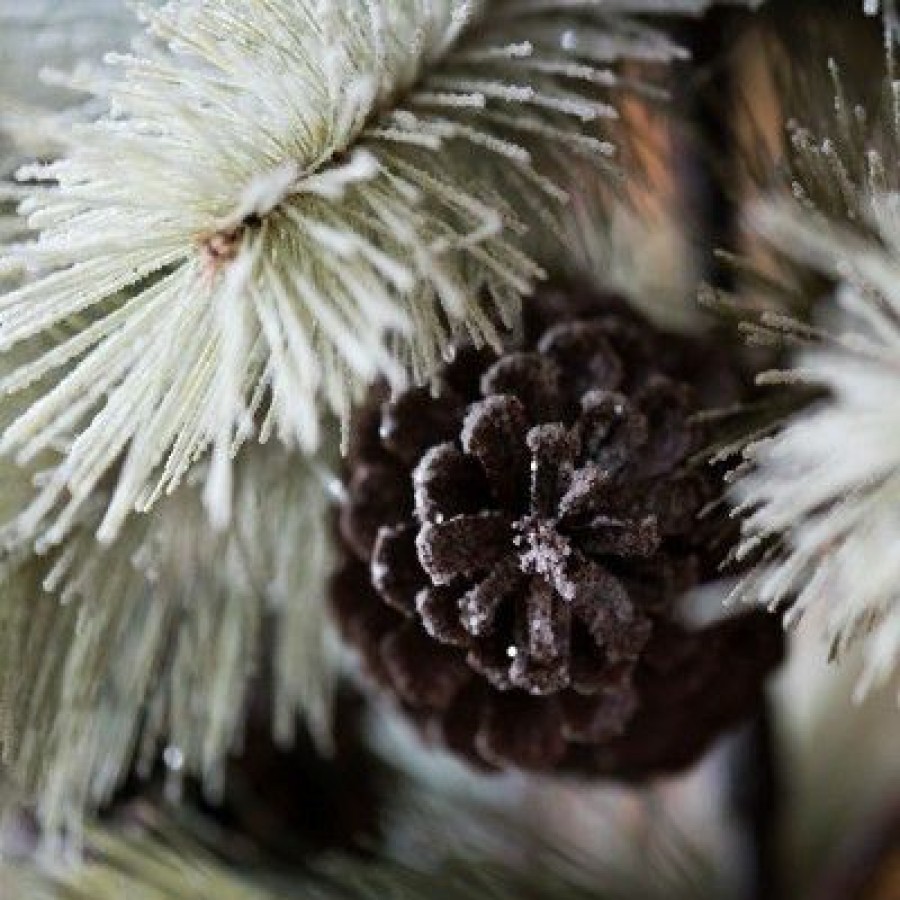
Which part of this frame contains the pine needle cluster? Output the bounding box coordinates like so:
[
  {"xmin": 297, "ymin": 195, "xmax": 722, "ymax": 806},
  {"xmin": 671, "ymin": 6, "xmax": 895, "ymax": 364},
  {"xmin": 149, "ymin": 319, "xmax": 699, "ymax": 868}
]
[{"xmin": 729, "ymin": 13, "xmax": 900, "ymax": 699}]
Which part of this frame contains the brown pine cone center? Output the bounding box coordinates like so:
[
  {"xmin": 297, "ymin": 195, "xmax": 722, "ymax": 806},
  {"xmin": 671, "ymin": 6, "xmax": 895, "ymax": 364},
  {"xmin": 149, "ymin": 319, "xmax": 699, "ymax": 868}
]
[{"xmin": 513, "ymin": 514, "xmax": 572, "ymax": 583}]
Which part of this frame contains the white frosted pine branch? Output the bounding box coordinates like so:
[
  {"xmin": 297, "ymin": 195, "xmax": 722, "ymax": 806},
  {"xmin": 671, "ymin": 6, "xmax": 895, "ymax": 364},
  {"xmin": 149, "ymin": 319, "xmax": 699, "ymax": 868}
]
[
  {"xmin": 0, "ymin": 0, "xmax": 755, "ymax": 553},
  {"xmin": 732, "ymin": 277, "xmax": 900, "ymax": 701},
  {"xmin": 0, "ymin": 442, "xmax": 335, "ymax": 840},
  {"xmin": 728, "ymin": 9, "xmax": 900, "ymax": 701}
]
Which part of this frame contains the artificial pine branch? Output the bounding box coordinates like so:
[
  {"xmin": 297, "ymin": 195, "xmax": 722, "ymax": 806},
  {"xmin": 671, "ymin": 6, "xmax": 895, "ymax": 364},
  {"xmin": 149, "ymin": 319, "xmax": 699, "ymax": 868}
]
[
  {"xmin": 0, "ymin": 0, "xmax": 757, "ymax": 554},
  {"xmin": 728, "ymin": 10, "xmax": 900, "ymax": 701},
  {"xmin": 1, "ymin": 820, "xmax": 290, "ymax": 900},
  {"xmin": 0, "ymin": 442, "xmax": 335, "ymax": 839}
]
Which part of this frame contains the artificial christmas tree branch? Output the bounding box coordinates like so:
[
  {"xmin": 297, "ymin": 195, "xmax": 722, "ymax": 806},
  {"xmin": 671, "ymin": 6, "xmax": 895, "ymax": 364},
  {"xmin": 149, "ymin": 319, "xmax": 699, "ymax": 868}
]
[
  {"xmin": 727, "ymin": 26, "xmax": 900, "ymax": 699},
  {"xmin": 0, "ymin": 0, "xmax": 740, "ymax": 555},
  {"xmin": 0, "ymin": 793, "xmax": 724, "ymax": 900},
  {"xmin": 0, "ymin": 443, "xmax": 336, "ymax": 840}
]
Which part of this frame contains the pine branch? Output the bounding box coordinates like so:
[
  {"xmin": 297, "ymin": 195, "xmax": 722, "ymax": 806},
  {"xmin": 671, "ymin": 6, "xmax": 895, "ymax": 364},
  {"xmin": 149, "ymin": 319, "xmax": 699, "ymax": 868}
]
[
  {"xmin": 0, "ymin": 0, "xmax": 758, "ymax": 552},
  {"xmin": 0, "ymin": 443, "xmax": 335, "ymax": 839},
  {"xmin": 728, "ymin": 8, "xmax": 900, "ymax": 701},
  {"xmin": 2, "ymin": 820, "xmax": 288, "ymax": 900}
]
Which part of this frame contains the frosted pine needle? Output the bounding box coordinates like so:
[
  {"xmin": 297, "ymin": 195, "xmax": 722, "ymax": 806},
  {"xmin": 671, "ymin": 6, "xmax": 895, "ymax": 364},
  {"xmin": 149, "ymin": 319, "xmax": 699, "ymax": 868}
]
[
  {"xmin": 1, "ymin": 0, "xmax": 753, "ymax": 551},
  {"xmin": 732, "ymin": 272, "xmax": 900, "ymax": 702},
  {"xmin": 0, "ymin": 443, "xmax": 335, "ymax": 839}
]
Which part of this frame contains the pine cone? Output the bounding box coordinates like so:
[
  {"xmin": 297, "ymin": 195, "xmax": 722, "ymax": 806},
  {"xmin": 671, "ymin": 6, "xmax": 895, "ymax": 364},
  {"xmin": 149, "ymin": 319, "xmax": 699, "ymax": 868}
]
[{"xmin": 332, "ymin": 287, "xmax": 783, "ymax": 779}]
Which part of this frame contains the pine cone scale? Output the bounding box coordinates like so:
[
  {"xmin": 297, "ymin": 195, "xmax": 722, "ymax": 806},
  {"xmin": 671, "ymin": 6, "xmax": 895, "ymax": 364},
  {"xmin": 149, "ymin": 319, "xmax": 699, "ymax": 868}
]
[{"xmin": 417, "ymin": 512, "xmax": 511, "ymax": 584}]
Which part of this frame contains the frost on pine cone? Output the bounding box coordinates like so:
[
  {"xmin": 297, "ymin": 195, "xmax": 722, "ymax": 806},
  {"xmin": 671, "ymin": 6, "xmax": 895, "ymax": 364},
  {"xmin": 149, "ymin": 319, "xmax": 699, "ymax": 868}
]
[{"xmin": 331, "ymin": 288, "xmax": 783, "ymax": 779}]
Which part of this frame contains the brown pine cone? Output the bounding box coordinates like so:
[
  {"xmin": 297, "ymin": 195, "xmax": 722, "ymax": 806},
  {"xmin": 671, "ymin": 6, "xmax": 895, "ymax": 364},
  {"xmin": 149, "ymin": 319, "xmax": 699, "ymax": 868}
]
[{"xmin": 331, "ymin": 287, "xmax": 783, "ymax": 780}]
